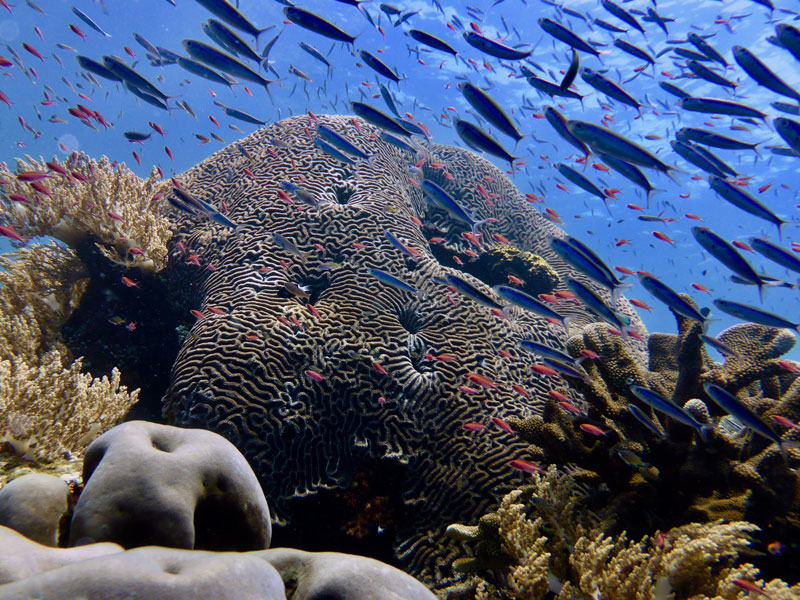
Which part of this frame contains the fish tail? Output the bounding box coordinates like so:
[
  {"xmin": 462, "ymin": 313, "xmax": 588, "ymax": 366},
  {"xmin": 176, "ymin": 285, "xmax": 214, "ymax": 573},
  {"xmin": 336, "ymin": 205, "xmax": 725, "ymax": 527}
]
[
  {"xmin": 779, "ymin": 440, "xmax": 800, "ymax": 460},
  {"xmin": 611, "ymin": 282, "xmax": 634, "ymax": 305},
  {"xmin": 471, "ymin": 218, "xmax": 489, "ymax": 236}
]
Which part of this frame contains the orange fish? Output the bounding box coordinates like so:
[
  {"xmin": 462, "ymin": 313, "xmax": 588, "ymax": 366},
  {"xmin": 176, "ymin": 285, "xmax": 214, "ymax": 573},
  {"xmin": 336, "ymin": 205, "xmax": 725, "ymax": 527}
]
[{"xmin": 463, "ymin": 422, "xmax": 486, "ymax": 432}]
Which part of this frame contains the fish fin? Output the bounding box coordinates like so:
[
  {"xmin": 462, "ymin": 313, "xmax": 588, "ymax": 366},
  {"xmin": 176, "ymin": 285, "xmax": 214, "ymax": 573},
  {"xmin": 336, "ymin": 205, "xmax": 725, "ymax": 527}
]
[
  {"xmin": 698, "ymin": 424, "xmax": 713, "ymax": 443},
  {"xmin": 611, "ymin": 282, "xmax": 634, "ymax": 305},
  {"xmin": 779, "ymin": 440, "xmax": 800, "ymax": 460}
]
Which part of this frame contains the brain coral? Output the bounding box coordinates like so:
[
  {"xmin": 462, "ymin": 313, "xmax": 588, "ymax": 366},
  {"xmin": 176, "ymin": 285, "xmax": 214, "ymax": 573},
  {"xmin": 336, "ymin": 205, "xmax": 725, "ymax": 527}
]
[{"xmin": 161, "ymin": 115, "xmax": 643, "ymax": 582}]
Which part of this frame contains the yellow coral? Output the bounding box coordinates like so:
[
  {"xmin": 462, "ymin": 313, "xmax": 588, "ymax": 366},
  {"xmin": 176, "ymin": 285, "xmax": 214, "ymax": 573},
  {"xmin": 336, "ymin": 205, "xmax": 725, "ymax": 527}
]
[
  {"xmin": 0, "ymin": 244, "xmax": 138, "ymax": 461},
  {"xmin": 0, "ymin": 153, "xmax": 171, "ymax": 272},
  {"xmin": 444, "ymin": 467, "xmax": 800, "ymax": 600}
]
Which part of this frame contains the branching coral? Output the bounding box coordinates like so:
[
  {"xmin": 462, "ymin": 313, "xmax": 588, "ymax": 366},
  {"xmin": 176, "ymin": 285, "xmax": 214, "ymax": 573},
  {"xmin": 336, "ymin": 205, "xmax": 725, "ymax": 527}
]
[
  {"xmin": 443, "ymin": 468, "xmax": 800, "ymax": 600},
  {"xmin": 0, "ymin": 154, "xmax": 171, "ymax": 272},
  {"xmin": 505, "ymin": 301, "xmax": 800, "ymax": 548},
  {"xmin": 0, "ymin": 244, "xmax": 139, "ymax": 461}
]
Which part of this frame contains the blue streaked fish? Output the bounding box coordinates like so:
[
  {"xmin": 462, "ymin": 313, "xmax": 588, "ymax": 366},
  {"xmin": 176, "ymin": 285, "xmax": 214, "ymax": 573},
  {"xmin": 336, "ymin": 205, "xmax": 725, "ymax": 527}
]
[
  {"xmin": 628, "ymin": 403, "xmax": 667, "ymax": 439},
  {"xmin": 638, "ymin": 273, "xmax": 710, "ymax": 330},
  {"xmin": 630, "ymin": 385, "xmax": 711, "ymax": 441},
  {"xmin": 194, "ymin": 0, "xmax": 272, "ymax": 40},
  {"xmin": 270, "ymin": 232, "xmax": 310, "ymax": 264},
  {"xmin": 708, "ymin": 176, "xmax": 788, "ymax": 239},
  {"xmin": 71, "ymin": 6, "xmax": 111, "ymax": 38},
  {"xmin": 699, "ymin": 334, "xmax": 744, "ymax": 361},
  {"xmin": 350, "ymin": 101, "xmax": 412, "ymax": 137},
  {"xmin": 750, "ymin": 238, "xmax": 800, "ymax": 274},
  {"xmin": 691, "ymin": 227, "xmax": 773, "ymax": 301},
  {"xmin": 463, "ymin": 31, "xmax": 532, "ymax": 60},
  {"xmin": 566, "ymin": 120, "xmax": 677, "ymax": 178},
  {"xmin": 316, "ymin": 124, "xmax": 370, "ymax": 159},
  {"xmin": 369, "ymin": 268, "xmax": 423, "ymax": 298},
  {"xmin": 493, "ymin": 286, "xmax": 574, "ymax": 330},
  {"xmin": 712, "ymin": 299, "xmax": 800, "ymax": 332},
  {"xmin": 454, "ymin": 119, "xmax": 518, "ymax": 170},
  {"xmin": 446, "ymin": 273, "xmax": 504, "ymax": 310},
  {"xmin": 703, "ymin": 383, "xmax": 798, "ymax": 458},
  {"xmin": 421, "ymin": 179, "xmax": 487, "ymax": 234},
  {"xmin": 459, "ymin": 82, "xmax": 523, "ymax": 142},
  {"xmin": 565, "ymin": 278, "xmax": 633, "ymax": 335},
  {"xmin": 284, "ymin": 6, "xmax": 356, "ymax": 45},
  {"xmin": 733, "ymin": 45, "xmax": 800, "ymax": 101}
]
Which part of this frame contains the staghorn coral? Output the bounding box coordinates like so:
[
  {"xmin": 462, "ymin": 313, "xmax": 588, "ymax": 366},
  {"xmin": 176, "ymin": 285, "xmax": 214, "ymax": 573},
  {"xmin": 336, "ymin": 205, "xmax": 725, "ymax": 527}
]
[
  {"xmin": 442, "ymin": 469, "xmax": 800, "ymax": 600},
  {"xmin": 159, "ymin": 114, "xmax": 645, "ymax": 582},
  {"xmin": 0, "ymin": 153, "xmax": 171, "ymax": 273},
  {"xmin": 0, "ymin": 244, "xmax": 139, "ymax": 461}
]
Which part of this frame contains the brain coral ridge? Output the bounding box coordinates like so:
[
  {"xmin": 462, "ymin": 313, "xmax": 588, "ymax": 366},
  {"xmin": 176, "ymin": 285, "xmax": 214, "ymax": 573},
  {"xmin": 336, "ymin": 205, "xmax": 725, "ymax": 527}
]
[{"xmin": 159, "ymin": 114, "xmax": 645, "ymax": 582}]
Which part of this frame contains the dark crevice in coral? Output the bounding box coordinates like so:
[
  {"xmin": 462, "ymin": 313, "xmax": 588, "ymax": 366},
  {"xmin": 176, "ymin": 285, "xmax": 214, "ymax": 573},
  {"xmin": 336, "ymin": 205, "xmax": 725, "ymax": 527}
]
[
  {"xmin": 407, "ymin": 334, "xmax": 432, "ymax": 374},
  {"xmin": 272, "ymin": 459, "xmax": 408, "ymax": 568},
  {"xmin": 396, "ymin": 303, "xmax": 428, "ymax": 335},
  {"xmin": 332, "ymin": 182, "xmax": 354, "ymax": 205},
  {"xmin": 60, "ymin": 236, "xmax": 186, "ymax": 423},
  {"xmin": 277, "ymin": 271, "xmax": 332, "ymax": 305}
]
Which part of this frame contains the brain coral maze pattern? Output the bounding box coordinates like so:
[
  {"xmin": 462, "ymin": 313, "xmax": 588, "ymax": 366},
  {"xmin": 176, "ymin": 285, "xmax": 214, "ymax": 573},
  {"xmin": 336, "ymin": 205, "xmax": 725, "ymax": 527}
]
[{"xmin": 162, "ymin": 114, "xmax": 643, "ymax": 579}]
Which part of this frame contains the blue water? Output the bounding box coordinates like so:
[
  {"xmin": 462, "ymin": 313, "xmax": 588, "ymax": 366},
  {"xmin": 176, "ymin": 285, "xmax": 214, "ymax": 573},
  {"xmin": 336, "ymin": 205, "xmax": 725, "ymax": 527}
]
[{"xmin": 0, "ymin": 0, "xmax": 799, "ymax": 358}]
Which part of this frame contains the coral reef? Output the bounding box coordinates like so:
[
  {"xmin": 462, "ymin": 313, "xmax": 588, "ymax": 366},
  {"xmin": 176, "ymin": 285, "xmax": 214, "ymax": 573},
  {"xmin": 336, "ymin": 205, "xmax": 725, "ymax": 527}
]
[
  {"xmin": 442, "ymin": 467, "xmax": 800, "ymax": 600},
  {"xmin": 0, "ymin": 153, "xmax": 171, "ymax": 273},
  {"xmin": 500, "ymin": 304, "xmax": 800, "ymax": 580},
  {"xmin": 0, "ymin": 420, "xmax": 437, "ymax": 599},
  {"xmin": 0, "ymin": 244, "xmax": 139, "ymax": 462},
  {"xmin": 159, "ymin": 114, "xmax": 642, "ymax": 581}
]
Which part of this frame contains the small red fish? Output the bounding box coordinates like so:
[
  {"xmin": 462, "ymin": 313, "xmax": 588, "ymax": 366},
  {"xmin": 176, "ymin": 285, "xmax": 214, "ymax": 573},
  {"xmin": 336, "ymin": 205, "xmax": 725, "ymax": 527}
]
[
  {"xmin": 491, "ymin": 417, "xmax": 516, "ymax": 434},
  {"xmin": 121, "ymin": 276, "xmax": 139, "ymax": 288},
  {"xmin": 190, "ymin": 309, "xmax": 205, "ymax": 320},
  {"xmin": 372, "ymin": 361, "xmax": 387, "ymax": 375},
  {"xmin": 207, "ymin": 306, "xmax": 226, "ymax": 315},
  {"xmin": 463, "ymin": 422, "xmax": 486, "ymax": 432},
  {"xmin": 531, "ymin": 364, "xmax": 560, "ymax": 377},
  {"xmin": 771, "ymin": 415, "xmax": 799, "ymax": 429},
  {"xmin": 508, "ymin": 459, "xmax": 542, "ymax": 474},
  {"xmin": 629, "ymin": 299, "xmax": 651, "ymax": 311},
  {"xmin": 466, "ymin": 373, "xmax": 496, "ymax": 388},
  {"xmin": 126, "ymin": 321, "xmax": 137, "ymax": 331},
  {"xmin": 580, "ymin": 423, "xmax": 609, "ymax": 436},
  {"xmin": 691, "ymin": 283, "xmax": 711, "ymax": 294},
  {"xmin": 511, "ymin": 384, "xmax": 530, "ymax": 398},
  {"xmin": 732, "ymin": 240, "xmax": 753, "ymax": 252},
  {"xmin": 0, "ymin": 225, "xmax": 25, "ymax": 242},
  {"xmin": 165, "ymin": 146, "xmax": 174, "ymax": 160},
  {"xmin": 653, "ymin": 231, "xmax": 674, "ymax": 246},
  {"xmin": 508, "ymin": 275, "xmax": 524, "ymax": 285},
  {"xmin": 22, "ymin": 42, "xmax": 44, "ymax": 61},
  {"xmin": 305, "ymin": 369, "xmax": 324, "ymax": 382},
  {"xmin": 458, "ymin": 385, "xmax": 480, "ymax": 395}
]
